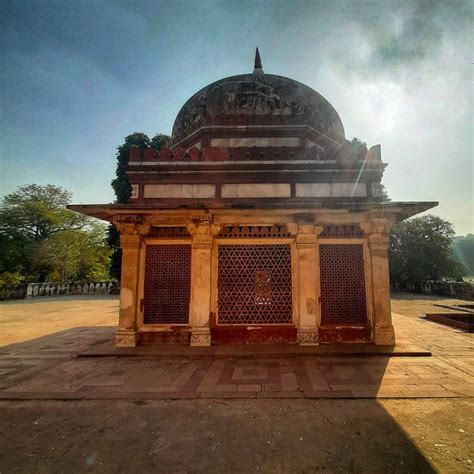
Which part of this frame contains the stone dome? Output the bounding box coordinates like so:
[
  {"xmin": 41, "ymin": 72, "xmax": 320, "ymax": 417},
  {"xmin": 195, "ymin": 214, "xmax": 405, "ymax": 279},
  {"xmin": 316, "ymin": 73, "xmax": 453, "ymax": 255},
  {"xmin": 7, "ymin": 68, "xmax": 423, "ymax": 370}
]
[{"xmin": 171, "ymin": 70, "xmax": 345, "ymax": 145}]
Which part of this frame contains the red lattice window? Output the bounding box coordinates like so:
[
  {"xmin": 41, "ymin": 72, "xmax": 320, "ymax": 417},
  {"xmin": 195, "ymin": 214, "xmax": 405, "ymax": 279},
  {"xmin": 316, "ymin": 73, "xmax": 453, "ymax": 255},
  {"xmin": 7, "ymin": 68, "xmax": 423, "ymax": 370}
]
[
  {"xmin": 143, "ymin": 245, "xmax": 191, "ymax": 324},
  {"xmin": 319, "ymin": 244, "xmax": 367, "ymax": 324},
  {"xmin": 218, "ymin": 244, "xmax": 292, "ymax": 324}
]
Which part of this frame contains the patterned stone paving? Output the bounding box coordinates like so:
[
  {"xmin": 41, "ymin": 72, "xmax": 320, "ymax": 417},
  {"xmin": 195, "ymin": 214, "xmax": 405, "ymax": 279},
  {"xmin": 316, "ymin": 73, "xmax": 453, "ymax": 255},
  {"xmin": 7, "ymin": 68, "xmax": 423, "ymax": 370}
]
[{"xmin": 0, "ymin": 299, "xmax": 473, "ymax": 400}]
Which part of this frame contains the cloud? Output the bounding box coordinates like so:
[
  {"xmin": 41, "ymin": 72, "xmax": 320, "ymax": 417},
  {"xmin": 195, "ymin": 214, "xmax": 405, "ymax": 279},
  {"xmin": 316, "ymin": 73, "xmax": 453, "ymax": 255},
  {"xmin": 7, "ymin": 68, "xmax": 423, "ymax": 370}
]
[{"xmin": 331, "ymin": 0, "xmax": 471, "ymax": 77}]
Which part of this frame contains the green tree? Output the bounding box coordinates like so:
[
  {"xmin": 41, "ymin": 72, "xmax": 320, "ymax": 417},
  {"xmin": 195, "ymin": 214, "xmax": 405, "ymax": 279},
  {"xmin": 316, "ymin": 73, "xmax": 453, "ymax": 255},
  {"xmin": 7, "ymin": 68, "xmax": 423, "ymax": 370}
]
[
  {"xmin": 451, "ymin": 234, "xmax": 474, "ymax": 276},
  {"xmin": 111, "ymin": 132, "xmax": 151, "ymax": 204},
  {"xmin": 109, "ymin": 132, "xmax": 170, "ymax": 279},
  {"xmin": 35, "ymin": 223, "xmax": 111, "ymax": 282},
  {"xmin": 389, "ymin": 214, "xmax": 467, "ymax": 282},
  {"xmin": 0, "ymin": 184, "xmax": 86, "ymax": 240},
  {"xmin": 0, "ymin": 184, "xmax": 110, "ymax": 282}
]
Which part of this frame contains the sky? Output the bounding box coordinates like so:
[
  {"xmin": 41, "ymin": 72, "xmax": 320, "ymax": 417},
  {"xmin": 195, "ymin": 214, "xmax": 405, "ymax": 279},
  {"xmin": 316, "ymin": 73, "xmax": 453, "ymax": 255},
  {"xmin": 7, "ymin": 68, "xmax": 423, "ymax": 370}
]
[{"xmin": 1, "ymin": 0, "xmax": 472, "ymax": 234}]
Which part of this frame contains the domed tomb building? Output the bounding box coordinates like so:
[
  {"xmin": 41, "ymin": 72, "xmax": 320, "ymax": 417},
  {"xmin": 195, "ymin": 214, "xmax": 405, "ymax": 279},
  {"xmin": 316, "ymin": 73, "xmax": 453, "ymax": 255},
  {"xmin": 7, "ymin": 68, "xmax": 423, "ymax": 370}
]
[{"xmin": 70, "ymin": 50, "xmax": 437, "ymax": 347}]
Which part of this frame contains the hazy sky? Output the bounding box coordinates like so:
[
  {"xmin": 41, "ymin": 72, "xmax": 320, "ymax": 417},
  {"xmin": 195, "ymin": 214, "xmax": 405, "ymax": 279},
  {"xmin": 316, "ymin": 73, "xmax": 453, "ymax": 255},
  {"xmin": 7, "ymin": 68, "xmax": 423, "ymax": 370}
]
[{"xmin": 1, "ymin": 0, "xmax": 472, "ymax": 234}]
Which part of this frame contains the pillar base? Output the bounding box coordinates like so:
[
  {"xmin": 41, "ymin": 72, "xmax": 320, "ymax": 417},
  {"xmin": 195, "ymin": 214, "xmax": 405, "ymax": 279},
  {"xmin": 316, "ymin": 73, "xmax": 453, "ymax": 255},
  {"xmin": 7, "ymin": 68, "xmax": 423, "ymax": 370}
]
[
  {"xmin": 374, "ymin": 325, "xmax": 395, "ymax": 345},
  {"xmin": 298, "ymin": 327, "xmax": 319, "ymax": 346},
  {"xmin": 115, "ymin": 328, "xmax": 138, "ymax": 347},
  {"xmin": 190, "ymin": 328, "xmax": 211, "ymax": 347}
]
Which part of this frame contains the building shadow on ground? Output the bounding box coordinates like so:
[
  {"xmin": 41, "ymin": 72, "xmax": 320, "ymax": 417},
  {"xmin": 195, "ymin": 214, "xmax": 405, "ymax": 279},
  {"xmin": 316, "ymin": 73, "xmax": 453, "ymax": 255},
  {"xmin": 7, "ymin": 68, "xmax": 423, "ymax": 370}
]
[{"xmin": 0, "ymin": 326, "xmax": 442, "ymax": 471}]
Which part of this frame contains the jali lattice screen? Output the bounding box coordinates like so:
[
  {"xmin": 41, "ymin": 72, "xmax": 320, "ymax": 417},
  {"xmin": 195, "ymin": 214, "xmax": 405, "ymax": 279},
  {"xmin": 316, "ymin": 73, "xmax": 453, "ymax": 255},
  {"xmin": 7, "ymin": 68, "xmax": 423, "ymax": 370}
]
[
  {"xmin": 319, "ymin": 244, "xmax": 367, "ymax": 324},
  {"xmin": 218, "ymin": 244, "xmax": 292, "ymax": 324},
  {"xmin": 143, "ymin": 244, "xmax": 191, "ymax": 324}
]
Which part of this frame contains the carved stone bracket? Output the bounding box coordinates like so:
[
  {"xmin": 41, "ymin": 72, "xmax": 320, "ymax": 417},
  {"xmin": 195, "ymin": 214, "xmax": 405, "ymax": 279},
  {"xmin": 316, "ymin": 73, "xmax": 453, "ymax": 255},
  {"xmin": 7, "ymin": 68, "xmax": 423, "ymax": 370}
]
[
  {"xmin": 113, "ymin": 215, "xmax": 150, "ymax": 238},
  {"xmin": 361, "ymin": 214, "xmax": 395, "ymax": 238}
]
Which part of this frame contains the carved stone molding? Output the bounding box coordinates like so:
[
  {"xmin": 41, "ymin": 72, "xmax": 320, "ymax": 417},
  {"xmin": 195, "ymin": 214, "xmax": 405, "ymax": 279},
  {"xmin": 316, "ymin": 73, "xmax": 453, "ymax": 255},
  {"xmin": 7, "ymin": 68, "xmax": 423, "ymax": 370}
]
[
  {"xmin": 369, "ymin": 210, "xmax": 395, "ymax": 221},
  {"xmin": 190, "ymin": 328, "xmax": 212, "ymax": 347},
  {"xmin": 298, "ymin": 327, "xmax": 319, "ymax": 346},
  {"xmin": 114, "ymin": 215, "xmax": 143, "ymax": 224},
  {"xmin": 374, "ymin": 325, "xmax": 395, "ymax": 346},
  {"xmin": 218, "ymin": 224, "xmax": 291, "ymax": 238},
  {"xmin": 115, "ymin": 328, "xmax": 138, "ymax": 347},
  {"xmin": 192, "ymin": 214, "xmax": 212, "ymax": 223}
]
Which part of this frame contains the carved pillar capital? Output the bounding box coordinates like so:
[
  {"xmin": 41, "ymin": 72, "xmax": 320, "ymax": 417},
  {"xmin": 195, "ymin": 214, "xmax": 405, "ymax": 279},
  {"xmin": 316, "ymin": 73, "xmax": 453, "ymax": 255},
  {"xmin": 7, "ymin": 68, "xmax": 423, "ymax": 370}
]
[
  {"xmin": 294, "ymin": 224, "xmax": 323, "ymax": 248},
  {"xmin": 361, "ymin": 217, "xmax": 393, "ymax": 239},
  {"xmin": 114, "ymin": 221, "xmax": 150, "ymax": 240},
  {"xmin": 188, "ymin": 221, "xmax": 214, "ymax": 249}
]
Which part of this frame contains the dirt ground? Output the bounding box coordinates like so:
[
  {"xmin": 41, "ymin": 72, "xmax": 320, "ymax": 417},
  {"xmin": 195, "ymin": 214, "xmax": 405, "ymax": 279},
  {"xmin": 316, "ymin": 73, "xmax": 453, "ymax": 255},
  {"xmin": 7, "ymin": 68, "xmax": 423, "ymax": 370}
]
[
  {"xmin": 0, "ymin": 295, "xmax": 116, "ymax": 345},
  {"xmin": 391, "ymin": 292, "xmax": 470, "ymax": 319},
  {"xmin": 0, "ymin": 292, "xmax": 473, "ymax": 473},
  {"xmin": 0, "ymin": 399, "xmax": 472, "ymax": 473}
]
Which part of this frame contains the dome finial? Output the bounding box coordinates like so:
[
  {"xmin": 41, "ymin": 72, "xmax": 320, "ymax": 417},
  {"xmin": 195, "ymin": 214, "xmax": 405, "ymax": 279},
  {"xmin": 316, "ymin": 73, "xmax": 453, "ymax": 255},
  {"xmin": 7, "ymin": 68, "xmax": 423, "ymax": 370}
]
[{"xmin": 253, "ymin": 47, "xmax": 264, "ymax": 74}]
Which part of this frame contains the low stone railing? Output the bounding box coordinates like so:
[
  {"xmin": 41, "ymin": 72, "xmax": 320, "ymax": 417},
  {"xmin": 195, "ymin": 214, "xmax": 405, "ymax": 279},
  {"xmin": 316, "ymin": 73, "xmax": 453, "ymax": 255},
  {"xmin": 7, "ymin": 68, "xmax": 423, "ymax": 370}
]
[
  {"xmin": 392, "ymin": 280, "xmax": 474, "ymax": 301},
  {"xmin": 25, "ymin": 281, "xmax": 118, "ymax": 299}
]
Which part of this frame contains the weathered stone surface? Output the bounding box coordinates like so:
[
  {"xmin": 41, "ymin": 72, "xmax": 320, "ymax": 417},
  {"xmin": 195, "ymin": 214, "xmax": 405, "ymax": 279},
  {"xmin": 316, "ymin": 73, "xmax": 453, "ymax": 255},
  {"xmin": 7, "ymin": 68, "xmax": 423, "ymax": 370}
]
[
  {"xmin": 295, "ymin": 183, "xmax": 367, "ymax": 197},
  {"xmin": 143, "ymin": 184, "xmax": 215, "ymax": 199},
  {"xmin": 171, "ymin": 73, "xmax": 346, "ymax": 143},
  {"xmin": 221, "ymin": 183, "xmax": 291, "ymax": 198}
]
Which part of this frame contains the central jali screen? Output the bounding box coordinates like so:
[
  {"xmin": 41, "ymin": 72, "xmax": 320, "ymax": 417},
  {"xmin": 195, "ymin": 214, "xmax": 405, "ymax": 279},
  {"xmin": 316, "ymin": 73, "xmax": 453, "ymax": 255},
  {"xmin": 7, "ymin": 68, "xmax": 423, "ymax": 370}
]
[{"xmin": 217, "ymin": 244, "xmax": 292, "ymax": 324}]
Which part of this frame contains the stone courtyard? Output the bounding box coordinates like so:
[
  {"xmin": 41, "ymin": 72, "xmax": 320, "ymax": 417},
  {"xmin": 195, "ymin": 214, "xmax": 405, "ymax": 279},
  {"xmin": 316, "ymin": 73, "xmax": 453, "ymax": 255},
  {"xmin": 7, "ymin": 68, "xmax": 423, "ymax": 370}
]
[
  {"xmin": 0, "ymin": 293, "xmax": 473, "ymax": 472},
  {"xmin": 0, "ymin": 294, "xmax": 473, "ymax": 400}
]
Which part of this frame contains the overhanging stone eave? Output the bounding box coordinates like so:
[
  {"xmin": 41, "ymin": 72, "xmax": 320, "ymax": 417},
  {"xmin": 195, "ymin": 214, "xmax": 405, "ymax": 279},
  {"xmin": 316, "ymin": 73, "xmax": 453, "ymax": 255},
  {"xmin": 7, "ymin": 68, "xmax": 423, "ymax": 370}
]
[{"xmin": 68, "ymin": 200, "xmax": 438, "ymax": 222}]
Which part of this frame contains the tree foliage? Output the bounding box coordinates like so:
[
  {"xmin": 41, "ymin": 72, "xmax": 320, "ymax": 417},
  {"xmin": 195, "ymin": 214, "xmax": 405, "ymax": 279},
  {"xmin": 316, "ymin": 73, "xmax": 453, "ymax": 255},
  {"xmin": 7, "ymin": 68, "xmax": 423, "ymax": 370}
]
[
  {"xmin": 0, "ymin": 184, "xmax": 111, "ymax": 283},
  {"xmin": 451, "ymin": 234, "xmax": 474, "ymax": 276},
  {"xmin": 109, "ymin": 132, "xmax": 170, "ymax": 279},
  {"xmin": 0, "ymin": 184, "xmax": 86, "ymax": 240},
  {"xmin": 389, "ymin": 214, "xmax": 467, "ymax": 282}
]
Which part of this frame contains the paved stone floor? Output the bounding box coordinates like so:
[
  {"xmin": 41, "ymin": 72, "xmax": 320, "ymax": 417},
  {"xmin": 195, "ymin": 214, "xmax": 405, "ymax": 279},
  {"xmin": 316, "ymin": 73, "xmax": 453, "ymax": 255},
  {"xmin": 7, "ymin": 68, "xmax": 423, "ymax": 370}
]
[{"xmin": 0, "ymin": 293, "xmax": 472, "ymax": 400}]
